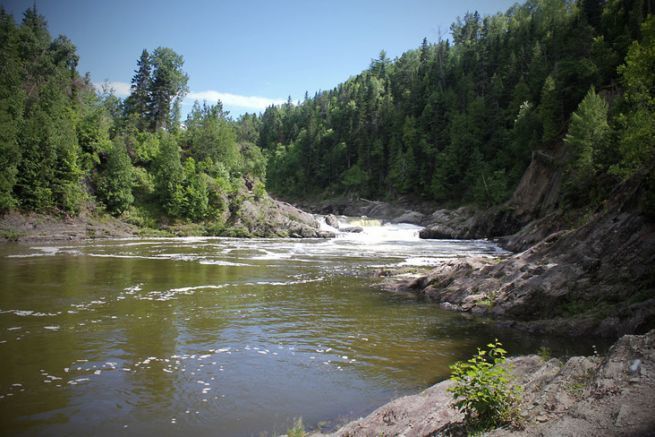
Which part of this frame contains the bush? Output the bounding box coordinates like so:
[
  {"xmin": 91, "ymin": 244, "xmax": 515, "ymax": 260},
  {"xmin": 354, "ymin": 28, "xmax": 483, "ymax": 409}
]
[
  {"xmin": 448, "ymin": 340, "xmax": 521, "ymax": 431},
  {"xmin": 286, "ymin": 417, "xmax": 305, "ymax": 437}
]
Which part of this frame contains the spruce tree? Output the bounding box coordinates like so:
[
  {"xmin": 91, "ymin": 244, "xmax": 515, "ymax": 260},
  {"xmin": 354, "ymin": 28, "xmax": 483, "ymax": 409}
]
[{"xmin": 125, "ymin": 49, "xmax": 151, "ymax": 130}]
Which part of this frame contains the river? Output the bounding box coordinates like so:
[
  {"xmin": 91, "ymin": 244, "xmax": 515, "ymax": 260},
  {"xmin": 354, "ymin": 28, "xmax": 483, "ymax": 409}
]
[{"xmin": 0, "ymin": 219, "xmax": 594, "ymax": 435}]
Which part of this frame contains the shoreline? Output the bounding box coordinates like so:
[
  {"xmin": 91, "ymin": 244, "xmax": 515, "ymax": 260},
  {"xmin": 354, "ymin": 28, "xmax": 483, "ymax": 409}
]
[{"xmin": 313, "ymin": 330, "xmax": 655, "ymax": 436}]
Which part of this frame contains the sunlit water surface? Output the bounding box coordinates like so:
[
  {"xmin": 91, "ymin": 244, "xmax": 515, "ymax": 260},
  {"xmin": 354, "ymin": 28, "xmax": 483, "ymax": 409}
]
[{"xmin": 0, "ymin": 221, "xmax": 597, "ymax": 435}]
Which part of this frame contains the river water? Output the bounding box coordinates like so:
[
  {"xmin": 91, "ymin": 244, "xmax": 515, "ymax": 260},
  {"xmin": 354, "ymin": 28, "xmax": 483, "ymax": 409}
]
[{"xmin": 0, "ymin": 220, "xmax": 594, "ymax": 435}]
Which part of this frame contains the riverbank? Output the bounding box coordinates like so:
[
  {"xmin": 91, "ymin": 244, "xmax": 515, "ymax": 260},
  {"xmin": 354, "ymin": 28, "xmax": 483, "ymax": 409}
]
[
  {"xmin": 0, "ymin": 196, "xmax": 332, "ymax": 243},
  {"xmin": 315, "ymin": 329, "xmax": 655, "ymax": 436},
  {"xmin": 384, "ymin": 174, "xmax": 655, "ymax": 340}
]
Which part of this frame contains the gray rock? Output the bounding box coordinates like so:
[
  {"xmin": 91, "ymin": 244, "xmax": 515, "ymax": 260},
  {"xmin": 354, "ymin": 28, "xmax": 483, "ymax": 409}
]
[
  {"xmin": 325, "ymin": 214, "xmax": 339, "ymax": 229},
  {"xmin": 316, "ymin": 331, "xmax": 655, "ymax": 437},
  {"xmin": 390, "ymin": 211, "xmax": 425, "ymax": 225}
]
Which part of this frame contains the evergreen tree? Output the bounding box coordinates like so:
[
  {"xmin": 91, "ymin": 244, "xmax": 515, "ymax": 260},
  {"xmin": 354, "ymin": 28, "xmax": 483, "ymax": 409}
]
[
  {"xmin": 148, "ymin": 47, "xmax": 189, "ymax": 131},
  {"xmin": 125, "ymin": 49, "xmax": 151, "ymax": 130},
  {"xmin": 0, "ymin": 9, "xmax": 23, "ymax": 210}
]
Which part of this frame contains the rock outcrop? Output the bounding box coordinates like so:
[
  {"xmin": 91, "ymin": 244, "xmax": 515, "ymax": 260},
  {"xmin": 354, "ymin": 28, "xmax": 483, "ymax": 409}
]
[
  {"xmin": 317, "ymin": 330, "xmax": 655, "ymax": 436},
  {"xmin": 302, "ymin": 197, "xmax": 427, "ymax": 225},
  {"xmin": 420, "ymin": 150, "xmax": 565, "ymax": 242},
  {"xmin": 0, "ymin": 211, "xmax": 139, "ymax": 242},
  {"xmin": 396, "ymin": 175, "xmax": 655, "ymax": 338},
  {"xmin": 0, "ymin": 196, "xmax": 332, "ymax": 241},
  {"xmin": 228, "ymin": 198, "xmax": 333, "ymax": 238}
]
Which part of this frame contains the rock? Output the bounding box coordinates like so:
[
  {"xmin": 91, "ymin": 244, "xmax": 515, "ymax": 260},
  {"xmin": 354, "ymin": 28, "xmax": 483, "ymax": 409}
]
[
  {"xmin": 229, "ymin": 198, "xmax": 331, "ymax": 238},
  {"xmin": 398, "ymin": 177, "xmax": 655, "ymax": 338},
  {"xmin": 390, "ymin": 211, "xmax": 425, "ymax": 225},
  {"xmin": 325, "ymin": 214, "xmax": 340, "ymax": 229},
  {"xmin": 316, "ymin": 331, "xmax": 655, "ymax": 437},
  {"xmin": 304, "ymin": 197, "xmax": 427, "ymax": 224},
  {"xmin": 419, "ymin": 224, "xmax": 460, "ymax": 239},
  {"xmin": 341, "ymin": 226, "xmax": 363, "ymax": 233}
]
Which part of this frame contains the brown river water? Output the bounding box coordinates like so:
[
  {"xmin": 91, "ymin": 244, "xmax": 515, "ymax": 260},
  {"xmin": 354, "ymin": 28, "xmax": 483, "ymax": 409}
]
[{"xmin": 0, "ymin": 220, "xmax": 601, "ymax": 435}]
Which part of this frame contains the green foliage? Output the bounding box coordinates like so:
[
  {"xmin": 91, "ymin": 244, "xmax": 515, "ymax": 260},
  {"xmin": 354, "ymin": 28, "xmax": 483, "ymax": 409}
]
[
  {"xmin": 448, "ymin": 340, "xmax": 521, "ymax": 431},
  {"xmin": 133, "ymin": 131, "xmax": 160, "ymax": 164},
  {"xmin": 148, "ymin": 47, "xmax": 189, "ymax": 131},
  {"xmin": 154, "ymin": 133, "xmax": 185, "ymax": 217},
  {"xmin": 184, "ymin": 101, "xmax": 239, "ymax": 168},
  {"xmin": 1, "ymin": 2, "xmax": 653, "ymax": 233},
  {"xmin": 181, "ymin": 158, "xmax": 209, "ymax": 221},
  {"xmin": 96, "ymin": 140, "xmax": 134, "ymax": 216},
  {"xmin": 256, "ymin": 0, "xmax": 632, "ymax": 206},
  {"xmin": 613, "ymin": 16, "xmax": 655, "ymax": 179},
  {"xmin": 537, "ymin": 346, "xmax": 552, "ymax": 361},
  {"xmin": 124, "ymin": 49, "xmax": 151, "ymax": 130},
  {"xmin": 563, "ymin": 86, "xmax": 610, "ymax": 206},
  {"xmin": 0, "ymin": 9, "xmax": 23, "ymax": 211},
  {"xmin": 340, "ymin": 164, "xmax": 368, "ymax": 193},
  {"xmin": 286, "ymin": 417, "xmax": 305, "ymax": 437},
  {"xmin": 252, "ymin": 179, "xmax": 267, "ymax": 200}
]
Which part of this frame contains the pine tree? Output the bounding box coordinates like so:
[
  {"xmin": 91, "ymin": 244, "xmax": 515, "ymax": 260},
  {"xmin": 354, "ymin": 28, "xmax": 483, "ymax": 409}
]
[
  {"xmin": 148, "ymin": 47, "xmax": 189, "ymax": 131},
  {"xmin": 125, "ymin": 49, "xmax": 151, "ymax": 130}
]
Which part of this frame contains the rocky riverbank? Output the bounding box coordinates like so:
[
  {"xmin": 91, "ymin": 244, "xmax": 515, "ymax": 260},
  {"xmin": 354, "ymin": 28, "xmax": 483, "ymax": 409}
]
[
  {"xmin": 315, "ymin": 330, "xmax": 655, "ymax": 436},
  {"xmin": 386, "ymin": 173, "xmax": 655, "ymax": 339},
  {"xmin": 0, "ymin": 196, "xmax": 331, "ymax": 242}
]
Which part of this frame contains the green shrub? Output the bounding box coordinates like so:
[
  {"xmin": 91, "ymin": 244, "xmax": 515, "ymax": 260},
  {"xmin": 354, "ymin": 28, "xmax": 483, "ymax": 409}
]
[
  {"xmin": 286, "ymin": 417, "xmax": 305, "ymax": 437},
  {"xmin": 537, "ymin": 346, "xmax": 552, "ymax": 361},
  {"xmin": 448, "ymin": 340, "xmax": 521, "ymax": 431}
]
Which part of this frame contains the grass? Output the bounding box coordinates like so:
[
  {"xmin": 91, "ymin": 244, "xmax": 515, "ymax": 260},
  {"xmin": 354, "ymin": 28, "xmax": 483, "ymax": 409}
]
[{"xmin": 0, "ymin": 229, "xmax": 22, "ymax": 242}]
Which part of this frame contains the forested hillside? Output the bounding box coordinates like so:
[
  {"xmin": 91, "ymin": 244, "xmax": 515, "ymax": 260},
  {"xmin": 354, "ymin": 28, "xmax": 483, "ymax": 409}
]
[
  {"xmin": 257, "ymin": 0, "xmax": 654, "ymax": 214},
  {"xmin": 0, "ymin": 6, "xmax": 266, "ymax": 231},
  {"xmin": 1, "ymin": 0, "xmax": 654, "ymax": 231}
]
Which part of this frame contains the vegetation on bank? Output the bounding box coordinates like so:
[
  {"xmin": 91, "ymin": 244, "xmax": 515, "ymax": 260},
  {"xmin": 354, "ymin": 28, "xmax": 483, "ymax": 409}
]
[
  {"xmin": 1, "ymin": 0, "xmax": 654, "ymax": 230},
  {"xmin": 0, "ymin": 6, "xmax": 266, "ymax": 231},
  {"xmin": 449, "ymin": 340, "xmax": 522, "ymax": 432}
]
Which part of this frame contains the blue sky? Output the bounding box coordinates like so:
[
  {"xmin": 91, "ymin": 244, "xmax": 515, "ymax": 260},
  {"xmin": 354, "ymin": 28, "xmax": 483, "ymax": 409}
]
[{"xmin": 3, "ymin": 0, "xmax": 520, "ymax": 117}]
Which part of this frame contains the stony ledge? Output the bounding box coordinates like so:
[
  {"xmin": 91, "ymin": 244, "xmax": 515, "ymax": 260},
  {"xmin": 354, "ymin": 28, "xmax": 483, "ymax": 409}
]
[{"xmin": 313, "ymin": 330, "xmax": 655, "ymax": 437}]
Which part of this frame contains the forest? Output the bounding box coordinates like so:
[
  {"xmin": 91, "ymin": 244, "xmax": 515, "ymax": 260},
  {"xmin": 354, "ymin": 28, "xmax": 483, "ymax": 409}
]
[
  {"xmin": 0, "ymin": 6, "xmax": 266, "ymax": 230},
  {"xmin": 1, "ymin": 0, "xmax": 654, "ymax": 229},
  {"xmin": 259, "ymin": 0, "xmax": 655, "ymax": 213}
]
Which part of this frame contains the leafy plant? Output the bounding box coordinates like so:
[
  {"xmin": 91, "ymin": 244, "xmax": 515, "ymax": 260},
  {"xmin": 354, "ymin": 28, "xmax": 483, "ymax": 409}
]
[
  {"xmin": 286, "ymin": 417, "xmax": 305, "ymax": 437},
  {"xmin": 448, "ymin": 340, "xmax": 521, "ymax": 431}
]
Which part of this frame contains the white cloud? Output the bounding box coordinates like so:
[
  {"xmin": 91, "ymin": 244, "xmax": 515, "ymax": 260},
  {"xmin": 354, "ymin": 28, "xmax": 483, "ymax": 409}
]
[
  {"xmin": 94, "ymin": 81, "xmax": 131, "ymax": 97},
  {"xmin": 186, "ymin": 90, "xmax": 286, "ymax": 110},
  {"xmin": 93, "ymin": 81, "xmax": 286, "ymax": 111}
]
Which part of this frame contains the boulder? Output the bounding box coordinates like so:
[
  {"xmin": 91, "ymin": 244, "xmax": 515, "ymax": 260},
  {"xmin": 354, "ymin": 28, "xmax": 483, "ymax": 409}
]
[
  {"xmin": 325, "ymin": 214, "xmax": 340, "ymax": 229},
  {"xmin": 390, "ymin": 211, "xmax": 425, "ymax": 225},
  {"xmin": 341, "ymin": 226, "xmax": 363, "ymax": 233}
]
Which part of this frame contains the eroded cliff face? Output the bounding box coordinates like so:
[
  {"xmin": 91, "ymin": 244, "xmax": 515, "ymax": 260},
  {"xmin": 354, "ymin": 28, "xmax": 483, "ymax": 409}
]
[{"xmin": 420, "ymin": 149, "xmax": 566, "ymax": 246}]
